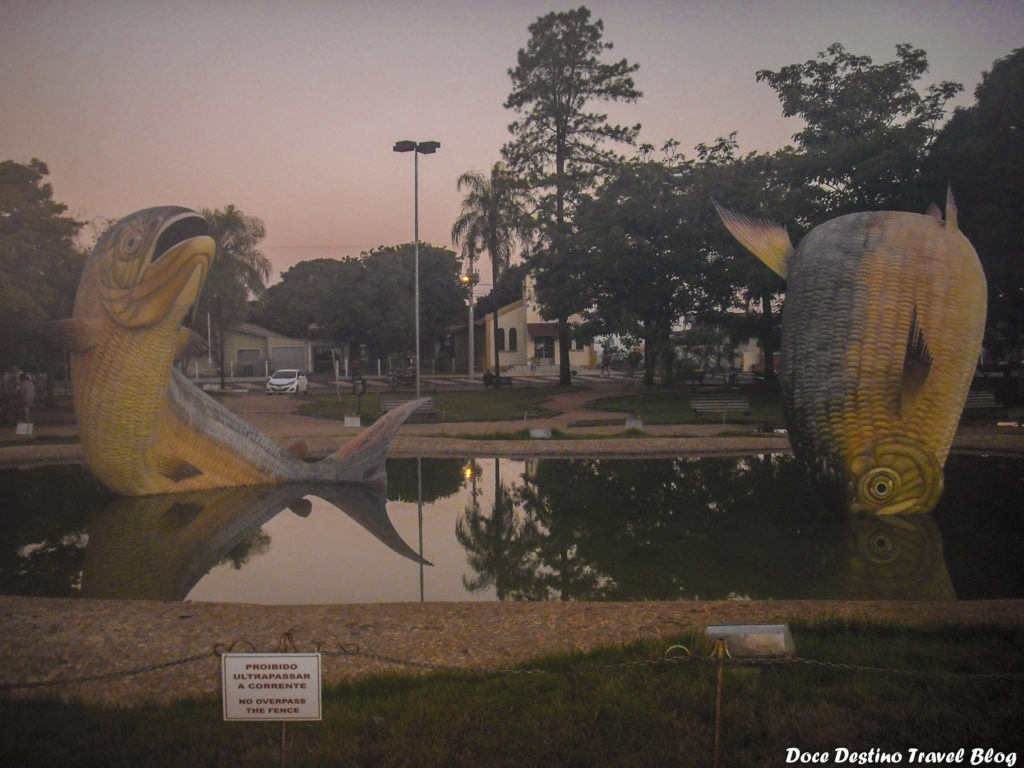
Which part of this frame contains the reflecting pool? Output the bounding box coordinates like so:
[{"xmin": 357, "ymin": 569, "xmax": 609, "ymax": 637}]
[{"xmin": 1, "ymin": 454, "xmax": 1021, "ymax": 604}]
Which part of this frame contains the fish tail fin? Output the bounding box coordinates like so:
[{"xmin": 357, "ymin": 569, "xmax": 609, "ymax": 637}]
[
  {"xmin": 945, "ymin": 185, "xmax": 959, "ymax": 231},
  {"xmin": 322, "ymin": 397, "xmax": 427, "ymax": 485},
  {"xmin": 712, "ymin": 199, "xmax": 793, "ymax": 280}
]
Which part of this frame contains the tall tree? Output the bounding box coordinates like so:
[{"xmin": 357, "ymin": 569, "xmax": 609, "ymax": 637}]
[
  {"xmin": 502, "ymin": 6, "xmax": 641, "ymax": 385},
  {"xmin": 195, "ymin": 205, "xmax": 271, "ymax": 326},
  {"xmin": 756, "ymin": 43, "xmax": 962, "ymax": 216},
  {"xmin": 0, "ymin": 158, "xmax": 84, "ymax": 376},
  {"xmin": 924, "ymin": 48, "xmax": 1024, "ymax": 363},
  {"xmin": 451, "ymin": 162, "xmax": 530, "ymax": 385}
]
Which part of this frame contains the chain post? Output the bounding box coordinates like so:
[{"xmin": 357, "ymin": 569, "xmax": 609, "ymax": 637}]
[{"xmin": 711, "ymin": 638, "xmax": 730, "ymax": 768}]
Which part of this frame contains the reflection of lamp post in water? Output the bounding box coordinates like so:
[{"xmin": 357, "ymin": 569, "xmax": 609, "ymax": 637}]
[
  {"xmin": 393, "ymin": 139, "xmax": 440, "ymax": 398},
  {"xmin": 417, "ymin": 457, "xmax": 424, "ymax": 602}
]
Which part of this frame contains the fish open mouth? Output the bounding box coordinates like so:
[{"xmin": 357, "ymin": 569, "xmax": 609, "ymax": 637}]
[
  {"xmin": 153, "ymin": 213, "xmax": 210, "ymax": 263},
  {"xmin": 97, "ymin": 207, "xmax": 216, "ymax": 328}
]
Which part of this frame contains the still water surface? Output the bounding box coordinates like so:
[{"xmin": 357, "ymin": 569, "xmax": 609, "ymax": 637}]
[{"xmin": 1, "ymin": 455, "xmax": 1020, "ymax": 604}]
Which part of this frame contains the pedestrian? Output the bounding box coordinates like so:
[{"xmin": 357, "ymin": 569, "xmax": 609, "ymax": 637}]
[
  {"xmin": 482, "ymin": 369, "xmax": 495, "ymax": 388},
  {"xmin": 19, "ymin": 373, "xmax": 35, "ymax": 422},
  {"xmin": 599, "ymin": 354, "xmax": 611, "ymax": 378}
]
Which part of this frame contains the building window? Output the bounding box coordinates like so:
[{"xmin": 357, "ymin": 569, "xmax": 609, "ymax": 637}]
[
  {"xmin": 509, "ymin": 328, "xmax": 518, "ymax": 352},
  {"xmin": 535, "ymin": 336, "xmax": 554, "ymax": 360},
  {"xmin": 497, "ymin": 328, "xmax": 506, "ymax": 351}
]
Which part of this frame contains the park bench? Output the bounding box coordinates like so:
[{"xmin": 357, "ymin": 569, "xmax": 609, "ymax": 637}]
[
  {"xmin": 484, "ymin": 374, "xmax": 514, "ymax": 388},
  {"xmin": 690, "ymin": 396, "xmax": 751, "ymax": 418},
  {"xmin": 960, "ymin": 389, "xmax": 1003, "ymax": 419},
  {"xmin": 379, "ymin": 395, "xmax": 437, "ymax": 419}
]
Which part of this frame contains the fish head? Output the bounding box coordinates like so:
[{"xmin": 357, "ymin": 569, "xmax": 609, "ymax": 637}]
[
  {"xmin": 845, "ymin": 437, "xmax": 944, "ymax": 515},
  {"xmin": 79, "ymin": 206, "xmax": 216, "ymax": 328}
]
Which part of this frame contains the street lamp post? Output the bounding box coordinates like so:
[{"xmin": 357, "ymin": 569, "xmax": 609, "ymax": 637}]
[
  {"xmin": 462, "ymin": 270, "xmax": 478, "ymax": 380},
  {"xmin": 393, "ymin": 139, "xmax": 440, "ymax": 398}
]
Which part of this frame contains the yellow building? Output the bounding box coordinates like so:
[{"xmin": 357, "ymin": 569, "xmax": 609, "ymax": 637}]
[{"xmin": 480, "ymin": 275, "xmax": 597, "ymax": 375}]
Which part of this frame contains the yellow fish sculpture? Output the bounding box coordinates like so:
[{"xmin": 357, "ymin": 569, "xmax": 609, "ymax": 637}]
[
  {"xmin": 715, "ymin": 191, "xmax": 986, "ymax": 515},
  {"xmin": 55, "ymin": 206, "xmax": 424, "ymax": 496}
]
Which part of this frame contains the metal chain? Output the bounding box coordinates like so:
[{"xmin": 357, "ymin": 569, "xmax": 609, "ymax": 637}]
[
  {"xmin": 3, "ymin": 636, "xmax": 1023, "ymax": 693},
  {"xmin": 738, "ymin": 655, "xmax": 1024, "ymax": 681},
  {"xmin": 0, "ymin": 650, "xmax": 216, "ymax": 692}
]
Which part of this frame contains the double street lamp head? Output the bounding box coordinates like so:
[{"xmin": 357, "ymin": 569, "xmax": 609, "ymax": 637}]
[{"xmin": 393, "ymin": 139, "xmax": 440, "ymax": 154}]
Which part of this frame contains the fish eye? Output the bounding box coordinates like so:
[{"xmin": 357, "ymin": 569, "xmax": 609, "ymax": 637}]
[
  {"xmin": 870, "ymin": 534, "xmax": 893, "ymax": 555},
  {"xmin": 120, "ymin": 227, "xmax": 145, "ymax": 256},
  {"xmin": 861, "ymin": 468, "xmax": 900, "ymax": 504}
]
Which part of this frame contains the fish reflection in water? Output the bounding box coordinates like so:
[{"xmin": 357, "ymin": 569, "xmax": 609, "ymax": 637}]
[
  {"xmin": 838, "ymin": 515, "xmax": 955, "ymax": 600},
  {"xmin": 80, "ymin": 483, "xmax": 428, "ymax": 601}
]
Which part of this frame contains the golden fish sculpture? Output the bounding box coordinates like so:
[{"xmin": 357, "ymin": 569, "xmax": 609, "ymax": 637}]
[
  {"xmin": 54, "ymin": 206, "xmax": 425, "ymax": 496},
  {"xmin": 715, "ymin": 191, "xmax": 986, "ymax": 515}
]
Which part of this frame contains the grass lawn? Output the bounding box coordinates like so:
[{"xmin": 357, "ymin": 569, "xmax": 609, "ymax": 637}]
[
  {"xmin": 298, "ymin": 386, "xmax": 567, "ymax": 423},
  {"xmin": 589, "ymin": 383, "xmax": 784, "ymax": 425},
  {"xmin": 297, "ymin": 382, "xmax": 785, "ymax": 428},
  {"xmin": 2, "ymin": 619, "xmax": 1021, "ymax": 767}
]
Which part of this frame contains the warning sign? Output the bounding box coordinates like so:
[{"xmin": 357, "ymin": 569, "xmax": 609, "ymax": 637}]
[{"xmin": 222, "ymin": 653, "xmax": 322, "ymax": 721}]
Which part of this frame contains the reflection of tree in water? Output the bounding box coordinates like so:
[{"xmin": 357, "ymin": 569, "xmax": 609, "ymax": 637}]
[
  {"xmin": 511, "ymin": 457, "xmax": 764, "ymax": 601},
  {"xmin": 934, "ymin": 455, "xmax": 1024, "ymax": 598},
  {"xmin": 221, "ymin": 528, "xmax": 272, "ymax": 570},
  {"xmin": 456, "ymin": 455, "xmax": 896, "ymax": 601},
  {"xmin": 456, "ymin": 460, "xmax": 541, "ymax": 600},
  {"xmin": 0, "ymin": 466, "xmax": 113, "ymax": 597},
  {"xmin": 386, "ymin": 458, "xmax": 467, "ymax": 503}
]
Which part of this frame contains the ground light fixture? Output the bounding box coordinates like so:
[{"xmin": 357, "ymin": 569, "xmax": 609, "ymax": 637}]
[
  {"xmin": 393, "ymin": 140, "xmax": 441, "ymax": 397},
  {"xmin": 704, "ymin": 624, "xmax": 795, "ymax": 657}
]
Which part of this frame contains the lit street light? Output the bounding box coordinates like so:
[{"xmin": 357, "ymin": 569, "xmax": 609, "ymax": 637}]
[
  {"xmin": 393, "ymin": 139, "xmax": 440, "ymax": 398},
  {"xmin": 461, "ymin": 269, "xmax": 478, "ymax": 380}
]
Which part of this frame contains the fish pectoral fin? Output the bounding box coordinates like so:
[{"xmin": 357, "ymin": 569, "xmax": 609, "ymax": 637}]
[
  {"xmin": 174, "ymin": 327, "xmax": 208, "ymax": 360},
  {"xmin": 899, "ymin": 307, "xmax": 933, "ymax": 417},
  {"xmin": 41, "ymin": 319, "xmax": 107, "ymax": 353},
  {"xmin": 712, "ymin": 199, "xmax": 793, "ymax": 280},
  {"xmin": 157, "ymin": 456, "xmax": 204, "ymax": 483}
]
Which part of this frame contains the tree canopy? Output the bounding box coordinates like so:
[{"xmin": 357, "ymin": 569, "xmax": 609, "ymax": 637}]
[
  {"xmin": 757, "ymin": 43, "xmax": 962, "ymax": 216},
  {"xmin": 192, "ymin": 205, "xmax": 271, "ymax": 331},
  {"xmin": 0, "ymin": 159, "xmax": 84, "ymax": 371},
  {"xmin": 925, "ymin": 47, "xmax": 1024, "ymax": 359},
  {"xmin": 253, "ymin": 243, "xmax": 465, "ymax": 364}
]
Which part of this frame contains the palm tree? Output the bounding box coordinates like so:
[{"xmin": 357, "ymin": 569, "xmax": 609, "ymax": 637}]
[
  {"xmin": 451, "ymin": 163, "xmax": 530, "ymax": 386},
  {"xmin": 194, "ymin": 205, "xmax": 271, "ymax": 387},
  {"xmin": 199, "ymin": 204, "xmax": 272, "ymax": 323}
]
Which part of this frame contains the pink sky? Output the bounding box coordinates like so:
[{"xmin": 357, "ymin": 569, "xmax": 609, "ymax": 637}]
[{"xmin": 3, "ymin": 0, "xmax": 1022, "ymax": 286}]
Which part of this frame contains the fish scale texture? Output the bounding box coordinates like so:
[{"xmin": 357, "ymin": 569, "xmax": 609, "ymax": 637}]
[{"xmin": 777, "ymin": 210, "xmax": 985, "ymax": 513}]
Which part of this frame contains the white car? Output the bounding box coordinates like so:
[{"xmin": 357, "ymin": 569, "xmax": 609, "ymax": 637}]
[{"xmin": 266, "ymin": 369, "xmax": 308, "ymax": 395}]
